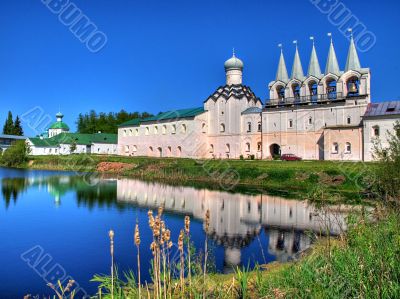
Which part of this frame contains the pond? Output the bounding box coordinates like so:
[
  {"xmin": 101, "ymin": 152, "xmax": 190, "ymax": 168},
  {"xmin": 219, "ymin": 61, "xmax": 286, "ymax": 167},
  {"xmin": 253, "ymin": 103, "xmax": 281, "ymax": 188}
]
[{"xmin": 0, "ymin": 167, "xmax": 349, "ymax": 298}]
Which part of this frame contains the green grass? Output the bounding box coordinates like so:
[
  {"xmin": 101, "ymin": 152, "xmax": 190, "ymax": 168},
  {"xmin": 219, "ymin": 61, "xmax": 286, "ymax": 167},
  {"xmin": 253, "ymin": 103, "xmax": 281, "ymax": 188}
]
[{"xmin": 25, "ymin": 155, "xmax": 373, "ymax": 203}]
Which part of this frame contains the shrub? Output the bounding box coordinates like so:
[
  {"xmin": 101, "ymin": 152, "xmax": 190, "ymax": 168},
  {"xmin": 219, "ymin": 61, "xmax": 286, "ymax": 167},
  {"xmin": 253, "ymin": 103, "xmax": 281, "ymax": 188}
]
[{"xmin": 0, "ymin": 140, "xmax": 29, "ymax": 167}]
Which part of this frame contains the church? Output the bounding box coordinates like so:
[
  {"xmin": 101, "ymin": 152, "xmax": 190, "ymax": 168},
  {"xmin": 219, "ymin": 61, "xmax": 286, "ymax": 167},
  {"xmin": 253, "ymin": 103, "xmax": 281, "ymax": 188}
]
[{"xmin": 118, "ymin": 35, "xmax": 399, "ymax": 162}]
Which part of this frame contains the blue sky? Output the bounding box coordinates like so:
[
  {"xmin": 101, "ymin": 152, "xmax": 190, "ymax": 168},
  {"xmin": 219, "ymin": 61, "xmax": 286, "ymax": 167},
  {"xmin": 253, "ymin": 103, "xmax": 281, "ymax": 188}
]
[{"xmin": 0, "ymin": 0, "xmax": 399, "ymax": 136}]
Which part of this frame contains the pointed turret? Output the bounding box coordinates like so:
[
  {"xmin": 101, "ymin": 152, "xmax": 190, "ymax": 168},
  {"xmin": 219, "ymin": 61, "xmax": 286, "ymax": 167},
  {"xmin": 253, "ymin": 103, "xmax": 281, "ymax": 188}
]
[
  {"xmin": 325, "ymin": 33, "xmax": 340, "ymax": 75},
  {"xmin": 307, "ymin": 37, "xmax": 322, "ymax": 77},
  {"xmin": 345, "ymin": 30, "xmax": 361, "ymax": 71},
  {"xmin": 291, "ymin": 41, "xmax": 304, "ymax": 80},
  {"xmin": 276, "ymin": 44, "xmax": 289, "ymax": 82}
]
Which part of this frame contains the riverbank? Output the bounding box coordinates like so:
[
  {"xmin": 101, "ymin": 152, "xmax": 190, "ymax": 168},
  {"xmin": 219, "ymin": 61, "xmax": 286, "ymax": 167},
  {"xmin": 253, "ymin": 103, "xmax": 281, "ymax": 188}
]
[{"xmin": 25, "ymin": 155, "xmax": 372, "ymax": 202}]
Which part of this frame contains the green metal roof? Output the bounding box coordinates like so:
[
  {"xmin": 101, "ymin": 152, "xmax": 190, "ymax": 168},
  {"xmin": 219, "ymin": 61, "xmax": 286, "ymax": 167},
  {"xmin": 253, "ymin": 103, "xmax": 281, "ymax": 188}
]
[
  {"xmin": 118, "ymin": 107, "xmax": 205, "ymax": 127},
  {"xmin": 28, "ymin": 133, "xmax": 117, "ymax": 147},
  {"xmin": 49, "ymin": 121, "xmax": 70, "ymax": 130}
]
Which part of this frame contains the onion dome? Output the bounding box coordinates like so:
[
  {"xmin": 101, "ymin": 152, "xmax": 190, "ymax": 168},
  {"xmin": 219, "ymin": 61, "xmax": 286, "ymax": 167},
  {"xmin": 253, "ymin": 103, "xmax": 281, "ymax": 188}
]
[{"xmin": 224, "ymin": 51, "xmax": 244, "ymax": 71}]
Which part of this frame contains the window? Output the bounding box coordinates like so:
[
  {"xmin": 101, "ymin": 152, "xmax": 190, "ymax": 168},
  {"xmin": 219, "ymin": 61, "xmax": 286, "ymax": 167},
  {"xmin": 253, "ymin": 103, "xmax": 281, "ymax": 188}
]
[
  {"xmin": 154, "ymin": 126, "xmax": 158, "ymax": 134},
  {"xmin": 245, "ymin": 142, "xmax": 250, "ymax": 152},
  {"xmin": 202, "ymin": 123, "xmax": 206, "ymax": 133},
  {"xmin": 347, "ymin": 116, "xmax": 351, "ymax": 125},
  {"xmin": 123, "ymin": 130, "xmax": 127, "ymax": 137},
  {"xmin": 220, "ymin": 123, "xmax": 225, "ymax": 133},
  {"xmin": 345, "ymin": 142, "xmax": 352, "ymax": 154},
  {"xmin": 135, "ymin": 129, "xmax": 139, "ymax": 136},
  {"xmin": 171, "ymin": 124, "xmax": 176, "ymax": 134},
  {"xmin": 209, "ymin": 144, "xmax": 214, "ymax": 153},
  {"xmin": 225, "ymin": 143, "xmax": 230, "ymax": 153},
  {"xmin": 129, "ymin": 129, "xmax": 133, "ymax": 136},
  {"xmin": 258, "ymin": 122, "xmax": 262, "ymax": 132},
  {"xmin": 257, "ymin": 142, "xmax": 262, "ymax": 152},
  {"xmin": 145, "ymin": 127, "xmax": 149, "ymax": 135},
  {"xmin": 308, "ymin": 117, "xmax": 313, "ymax": 125},
  {"xmin": 247, "ymin": 122, "xmax": 252, "ymax": 132},
  {"xmin": 124, "ymin": 145, "xmax": 129, "ymax": 153},
  {"xmin": 373, "ymin": 126, "xmax": 380, "ymax": 137},
  {"xmin": 288, "ymin": 119, "xmax": 293, "ymax": 128},
  {"xmin": 332, "ymin": 143, "xmax": 339, "ymax": 154},
  {"xmin": 181, "ymin": 124, "xmax": 187, "ymax": 134},
  {"xmin": 132, "ymin": 145, "xmax": 137, "ymax": 152},
  {"xmin": 162, "ymin": 125, "xmax": 167, "ymax": 135}
]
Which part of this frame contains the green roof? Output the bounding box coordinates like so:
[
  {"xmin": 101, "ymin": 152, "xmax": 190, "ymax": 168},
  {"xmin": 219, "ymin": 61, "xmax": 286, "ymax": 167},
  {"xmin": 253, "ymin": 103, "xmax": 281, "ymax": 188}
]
[
  {"xmin": 28, "ymin": 133, "xmax": 117, "ymax": 147},
  {"xmin": 118, "ymin": 107, "xmax": 205, "ymax": 127},
  {"xmin": 49, "ymin": 121, "xmax": 70, "ymax": 130}
]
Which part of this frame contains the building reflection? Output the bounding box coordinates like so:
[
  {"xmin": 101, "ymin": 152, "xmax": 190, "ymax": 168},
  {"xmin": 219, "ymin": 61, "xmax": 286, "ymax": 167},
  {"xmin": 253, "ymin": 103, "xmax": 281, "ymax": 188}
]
[{"xmin": 117, "ymin": 178, "xmax": 350, "ymax": 266}]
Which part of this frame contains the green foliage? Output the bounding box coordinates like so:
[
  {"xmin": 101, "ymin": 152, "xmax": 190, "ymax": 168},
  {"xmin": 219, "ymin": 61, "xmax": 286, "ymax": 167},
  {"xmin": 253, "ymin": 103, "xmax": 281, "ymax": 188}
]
[
  {"xmin": 373, "ymin": 121, "xmax": 400, "ymax": 204},
  {"xmin": 69, "ymin": 141, "xmax": 77, "ymax": 153},
  {"xmin": 2, "ymin": 111, "xmax": 24, "ymax": 135},
  {"xmin": 76, "ymin": 110, "xmax": 153, "ymax": 134},
  {"xmin": 13, "ymin": 116, "xmax": 24, "ymax": 136},
  {"xmin": 234, "ymin": 265, "xmax": 250, "ymax": 298},
  {"xmin": 0, "ymin": 140, "xmax": 29, "ymax": 167},
  {"xmin": 255, "ymin": 211, "xmax": 400, "ymax": 299}
]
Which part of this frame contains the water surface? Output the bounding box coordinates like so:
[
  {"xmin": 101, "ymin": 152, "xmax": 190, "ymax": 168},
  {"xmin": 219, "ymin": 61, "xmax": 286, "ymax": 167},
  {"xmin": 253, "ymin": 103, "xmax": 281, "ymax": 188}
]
[{"xmin": 0, "ymin": 167, "xmax": 348, "ymax": 298}]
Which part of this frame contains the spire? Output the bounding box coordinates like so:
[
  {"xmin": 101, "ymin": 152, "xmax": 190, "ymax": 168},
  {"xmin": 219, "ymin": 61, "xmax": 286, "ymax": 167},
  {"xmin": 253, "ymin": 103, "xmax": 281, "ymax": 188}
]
[
  {"xmin": 325, "ymin": 33, "xmax": 340, "ymax": 75},
  {"xmin": 307, "ymin": 36, "xmax": 322, "ymax": 77},
  {"xmin": 291, "ymin": 41, "xmax": 304, "ymax": 80},
  {"xmin": 345, "ymin": 29, "xmax": 361, "ymax": 71},
  {"xmin": 276, "ymin": 44, "xmax": 289, "ymax": 82}
]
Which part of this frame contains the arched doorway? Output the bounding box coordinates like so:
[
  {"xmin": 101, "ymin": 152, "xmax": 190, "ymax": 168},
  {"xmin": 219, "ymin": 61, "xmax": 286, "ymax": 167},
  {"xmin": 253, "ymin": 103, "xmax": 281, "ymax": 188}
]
[{"xmin": 270, "ymin": 144, "xmax": 281, "ymax": 157}]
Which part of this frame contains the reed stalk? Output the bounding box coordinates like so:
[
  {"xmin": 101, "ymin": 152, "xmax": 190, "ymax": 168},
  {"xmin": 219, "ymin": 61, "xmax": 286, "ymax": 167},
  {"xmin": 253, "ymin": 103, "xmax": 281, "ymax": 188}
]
[
  {"xmin": 134, "ymin": 224, "xmax": 141, "ymax": 299},
  {"xmin": 178, "ymin": 229, "xmax": 185, "ymax": 297},
  {"xmin": 108, "ymin": 230, "xmax": 115, "ymax": 299},
  {"xmin": 184, "ymin": 216, "xmax": 191, "ymax": 291},
  {"xmin": 203, "ymin": 210, "xmax": 210, "ymax": 299}
]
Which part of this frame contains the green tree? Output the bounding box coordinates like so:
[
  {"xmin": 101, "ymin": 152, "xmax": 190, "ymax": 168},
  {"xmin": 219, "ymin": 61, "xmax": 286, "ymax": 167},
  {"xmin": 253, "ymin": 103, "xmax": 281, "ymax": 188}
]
[
  {"xmin": 2, "ymin": 111, "xmax": 15, "ymax": 135},
  {"xmin": 70, "ymin": 141, "xmax": 77, "ymax": 154},
  {"xmin": 0, "ymin": 140, "xmax": 30, "ymax": 167},
  {"xmin": 12, "ymin": 116, "xmax": 24, "ymax": 136},
  {"xmin": 373, "ymin": 121, "xmax": 400, "ymax": 204}
]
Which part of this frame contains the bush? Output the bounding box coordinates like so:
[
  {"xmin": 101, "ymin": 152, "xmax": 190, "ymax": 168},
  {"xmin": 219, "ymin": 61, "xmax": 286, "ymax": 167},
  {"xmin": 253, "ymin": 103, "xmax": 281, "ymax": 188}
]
[{"xmin": 0, "ymin": 140, "xmax": 29, "ymax": 167}]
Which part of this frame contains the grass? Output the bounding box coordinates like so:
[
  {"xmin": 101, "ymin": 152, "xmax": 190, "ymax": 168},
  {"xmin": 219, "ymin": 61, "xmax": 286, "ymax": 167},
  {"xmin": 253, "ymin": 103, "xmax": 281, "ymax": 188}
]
[
  {"xmin": 25, "ymin": 155, "xmax": 372, "ymax": 203},
  {"xmin": 86, "ymin": 206, "xmax": 400, "ymax": 299}
]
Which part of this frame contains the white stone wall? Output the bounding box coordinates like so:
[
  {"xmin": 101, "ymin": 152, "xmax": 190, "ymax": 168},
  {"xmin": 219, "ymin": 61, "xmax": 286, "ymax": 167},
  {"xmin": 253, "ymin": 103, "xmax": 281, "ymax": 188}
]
[
  {"xmin": 118, "ymin": 113, "xmax": 208, "ymax": 158},
  {"xmin": 363, "ymin": 116, "xmax": 400, "ymax": 161}
]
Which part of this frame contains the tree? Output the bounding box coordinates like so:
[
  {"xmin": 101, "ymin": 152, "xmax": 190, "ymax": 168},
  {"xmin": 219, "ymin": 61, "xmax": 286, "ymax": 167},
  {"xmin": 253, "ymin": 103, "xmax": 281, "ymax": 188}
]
[
  {"xmin": 2, "ymin": 111, "xmax": 15, "ymax": 135},
  {"xmin": 0, "ymin": 140, "xmax": 30, "ymax": 167},
  {"xmin": 70, "ymin": 142, "xmax": 77, "ymax": 154},
  {"xmin": 373, "ymin": 121, "xmax": 400, "ymax": 204},
  {"xmin": 13, "ymin": 116, "xmax": 24, "ymax": 136}
]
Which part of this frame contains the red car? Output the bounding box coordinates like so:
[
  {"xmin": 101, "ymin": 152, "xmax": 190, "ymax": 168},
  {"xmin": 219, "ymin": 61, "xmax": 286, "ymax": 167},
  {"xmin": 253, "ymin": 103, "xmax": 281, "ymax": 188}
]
[{"xmin": 281, "ymin": 154, "xmax": 302, "ymax": 161}]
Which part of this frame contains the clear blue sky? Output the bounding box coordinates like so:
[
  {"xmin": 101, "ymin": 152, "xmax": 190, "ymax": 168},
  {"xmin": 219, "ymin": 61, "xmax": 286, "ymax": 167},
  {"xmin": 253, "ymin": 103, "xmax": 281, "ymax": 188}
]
[{"xmin": 0, "ymin": 0, "xmax": 399, "ymax": 136}]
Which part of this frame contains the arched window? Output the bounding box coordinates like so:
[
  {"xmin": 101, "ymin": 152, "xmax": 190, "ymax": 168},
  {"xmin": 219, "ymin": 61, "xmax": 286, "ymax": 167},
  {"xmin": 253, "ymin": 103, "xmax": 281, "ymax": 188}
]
[
  {"xmin": 209, "ymin": 144, "xmax": 214, "ymax": 153},
  {"xmin": 225, "ymin": 143, "xmax": 230, "ymax": 153},
  {"xmin": 345, "ymin": 142, "xmax": 352, "ymax": 153},
  {"xmin": 129, "ymin": 129, "xmax": 133, "ymax": 136},
  {"xmin": 154, "ymin": 126, "xmax": 158, "ymax": 134},
  {"xmin": 125, "ymin": 145, "xmax": 129, "ymax": 153},
  {"xmin": 258, "ymin": 122, "xmax": 262, "ymax": 132},
  {"xmin": 135, "ymin": 129, "xmax": 139, "ymax": 136},
  {"xmin": 326, "ymin": 78, "xmax": 337, "ymax": 100},
  {"xmin": 332, "ymin": 142, "xmax": 339, "ymax": 154},
  {"xmin": 292, "ymin": 83, "xmax": 301, "ymax": 99},
  {"xmin": 145, "ymin": 127, "xmax": 149, "ymax": 135},
  {"xmin": 167, "ymin": 146, "xmax": 172, "ymax": 156},
  {"xmin": 177, "ymin": 146, "xmax": 182, "ymax": 157},
  {"xmin": 181, "ymin": 124, "xmax": 187, "ymax": 134},
  {"xmin": 257, "ymin": 142, "xmax": 262, "ymax": 152},
  {"xmin": 123, "ymin": 130, "xmax": 127, "ymax": 137},
  {"xmin": 347, "ymin": 76, "xmax": 360, "ymax": 97},
  {"xmin": 202, "ymin": 123, "xmax": 206, "ymax": 133},
  {"xmin": 308, "ymin": 117, "xmax": 313, "ymax": 125},
  {"xmin": 171, "ymin": 124, "xmax": 176, "ymax": 134},
  {"xmin": 373, "ymin": 125, "xmax": 380, "ymax": 137},
  {"xmin": 162, "ymin": 125, "xmax": 167, "ymax": 134},
  {"xmin": 309, "ymin": 81, "xmax": 318, "ymax": 102},
  {"xmin": 245, "ymin": 142, "xmax": 250, "ymax": 152},
  {"xmin": 132, "ymin": 145, "xmax": 137, "ymax": 152},
  {"xmin": 220, "ymin": 123, "xmax": 225, "ymax": 133},
  {"xmin": 347, "ymin": 116, "xmax": 351, "ymax": 125},
  {"xmin": 276, "ymin": 86, "xmax": 285, "ymax": 100},
  {"xmin": 247, "ymin": 122, "xmax": 252, "ymax": 132}
]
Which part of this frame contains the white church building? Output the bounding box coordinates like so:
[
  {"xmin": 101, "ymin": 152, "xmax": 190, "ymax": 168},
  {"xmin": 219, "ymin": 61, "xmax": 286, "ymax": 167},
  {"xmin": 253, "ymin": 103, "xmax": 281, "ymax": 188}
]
[{"xmin": 115, "ymin": 35, "xmax": 398, "ymax": 161}]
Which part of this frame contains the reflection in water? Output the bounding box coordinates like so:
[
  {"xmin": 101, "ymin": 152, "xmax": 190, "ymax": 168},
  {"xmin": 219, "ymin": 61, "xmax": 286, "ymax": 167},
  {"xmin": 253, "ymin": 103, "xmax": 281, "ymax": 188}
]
[
  {"xmin": 117, "ymin": 179, "xmax": 348, "ymax": 266},
  {"xmin": 2, "ymin": 174, "xmax": 349, "ymax": 269}
]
